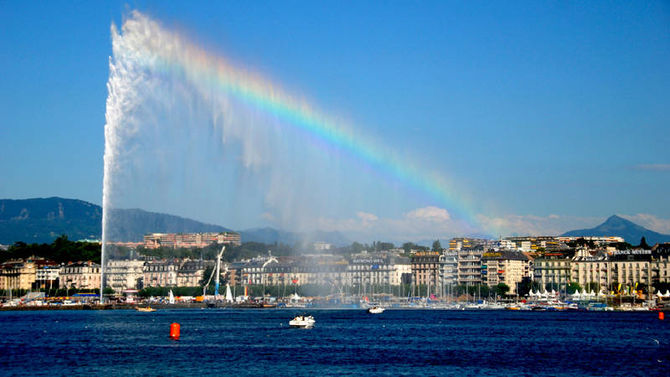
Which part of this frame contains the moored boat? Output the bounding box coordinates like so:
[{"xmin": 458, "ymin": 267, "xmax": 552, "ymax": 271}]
[{"xmin": 136, "ymin": 306, "xmax": 156, "ymax": 312}]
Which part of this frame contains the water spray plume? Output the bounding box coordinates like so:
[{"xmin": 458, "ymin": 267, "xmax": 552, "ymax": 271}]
[{"xmin": 101, "ymin": 11, "xmax": 487, "ymax": 299}]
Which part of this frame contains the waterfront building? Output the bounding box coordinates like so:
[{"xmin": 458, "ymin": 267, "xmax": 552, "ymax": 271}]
[
  {"xmin": 177, "ymin": 259, "xmax": 209, "ymax": 287},
  {"xmin": 34, "ymin": 259, "xmax": 60, "ymax": 290},
  {"xmin": 438, "ymin": 250, "xmax": 458, "ymax": 295},
  {"xmin": 457, "ymin": 248, "xmax": 484, "ymax": 286},
  {"xmin": 236, "ymin": 254, "xmax": 350, "ymax": 295},
  {"xmin": 481, "ymin": 250, "xmax": 530, "ymax": 294},
  {"xmin": 651, "ymin": 244, "xmax": 670, "ymax": 289},
  {"xmin": 300, "ymin": 255, "xmax": 349, "ymax": 287},
  {"xmin": 59, "ymin": 261, "xmax": 101, "ymax": 290},
  {"xmin": 533, "ymin": 256, "xmax": 572, "ymax": 292},
  {"xmin": 105, "ymin": 259, "xmax": 145, "ymax": 292},
  {"xmin": 348, "ymin": 252, "xmax": 403, "ymax": 293},
  {"xmin": 143, "ymin": 232, "xmax": 241, "ymax": 249},
  {"xmin": 242, "ymin": 255, "xmax": 279, "ymax": 286},
  {"xmin": 392, "ymin": 256, "xmax": 412, "ymax": 286},
  {"xmin": 259, "ymin": 257, "xmax": 296, "ymax": 289},
  {"xmin": 228, "ymin": 252, "xmax": 410, "ymax": 296},
  {"xmin": 411, "ymin": 251, "xmax": 440, "ymax": 296},
  {"xmin": 570, "ymin": 249, "xmax": 610, "ymax": 293},
  {"xmin": 606, "ymin": 249, "xmax": 652, "ymax": 293},
  {"xmin": 0, "ymin": 259, "xmax": 37, "ymax": 291},
  {"xmin": 570, "ymin": 249, "xmax": 654, "ymax": 293},
  {"xmin": 143, "ymin": 259, "xmax": 179, "ymax": 287}
]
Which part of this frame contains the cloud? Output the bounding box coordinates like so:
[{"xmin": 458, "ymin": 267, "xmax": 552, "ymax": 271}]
[
  {"xmin": 310, "ymin": 206, "xmax": 466, "ymax": 243},
  {"xmin": 633, "ymin": 164, "xmax": 670, "ymax": 171},
  {"xmin": 476, "ymin": 214, "xmax": 600, "ymax": 237},
  {"xmin": 405, "ymin": 206, "xmax": 450, "ymax": 222},
  {"xmin": 356, "ymin": 211, "xmax": 378, "ymax": 222},
  {"xmin": 356, "ymin": 211, "xmax": 378, "ymax": 227}
]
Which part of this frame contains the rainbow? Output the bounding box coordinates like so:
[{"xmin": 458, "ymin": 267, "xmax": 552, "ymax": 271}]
[{"xmin": 117, "ymin": 11, "xmax": 489, "ymax": 235}]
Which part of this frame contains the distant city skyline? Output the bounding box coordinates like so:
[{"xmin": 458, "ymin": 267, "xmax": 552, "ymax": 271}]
[{"xmin": 1, "ymin": 2, "xmax": 669, "ymax": 241}]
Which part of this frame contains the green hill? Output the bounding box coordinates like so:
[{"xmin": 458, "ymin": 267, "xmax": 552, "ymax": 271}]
[{"xmin": 0, "ymin": 197, "xmax": 229, "ymax": 244}]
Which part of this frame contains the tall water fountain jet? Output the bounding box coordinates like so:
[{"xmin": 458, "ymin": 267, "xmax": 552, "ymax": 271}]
[
  {"xmin": 101, "ymin": 11, "xmax": 483, "ymax": 301},
  {"xmin": 101, "ymin": 11, "xmax": 359, "ymax": 300}
]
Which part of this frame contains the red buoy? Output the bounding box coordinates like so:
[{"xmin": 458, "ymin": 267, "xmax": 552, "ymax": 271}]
[
  {"xmin": 170, "ymin": 322, "xmax": 181, "ymax": 339},
  {"xmin": 660, "ymin": 312, "xmax": 665, "ymax": 321}
]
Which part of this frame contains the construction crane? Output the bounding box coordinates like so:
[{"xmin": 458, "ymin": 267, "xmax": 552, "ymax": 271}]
[{"xmin": 203, "ymin": 245, "xmax": 226, "ymax": 297}]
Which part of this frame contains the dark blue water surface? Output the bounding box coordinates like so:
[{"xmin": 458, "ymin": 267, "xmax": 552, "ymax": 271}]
[{"xmin": 1, "ymin": 309, "xmax": 669, "ymax": 376}]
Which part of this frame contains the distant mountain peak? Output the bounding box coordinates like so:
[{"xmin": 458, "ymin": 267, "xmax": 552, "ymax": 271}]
[{"xmin": 562, "ymin": 214, "xmax": 670, "ymax": 245}]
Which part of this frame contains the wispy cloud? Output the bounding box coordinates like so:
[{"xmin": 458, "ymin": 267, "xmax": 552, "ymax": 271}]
[
  {"xmin": 633, "ymin": 164, "xmax": 670, "ymax": 171},
  {"xmin": 405, "ymin": 206, "xmax": 450, "ymax": 222},
  {"xmin": 356, "ymin": 211, "xmax": 378, "ymax": 227},
  {"xmin": 476, "ymin": 214, "xmax": 600, "ymax": 237}
]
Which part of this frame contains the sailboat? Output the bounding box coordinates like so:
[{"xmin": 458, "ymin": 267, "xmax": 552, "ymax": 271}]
[
  {"xmin": 168, "ymin": 289, "xmax": 175, "ymax": 304},
  {"xmin": 225, "ymin": 283, "xmax": 233, "ymax": 303}
]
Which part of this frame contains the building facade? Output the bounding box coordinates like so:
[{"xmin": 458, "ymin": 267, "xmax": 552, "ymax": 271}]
[
  {"xmin": 0, "ymin": 259, "xmax": 37, "ymax": 291},
  {"xmin": 411, "ymin": 251, "xmax": 440, "ymax": 295},
  {"xmin": 60, "ymin": 261, "xmax": 101, "ymax": 290},
  {"xmin": 438, "ymin": 250, "xmax": 458, "ymax": 294},
  {"xmin": 457, "ymin": 249, "xmax": 484, "ymax": 286},
  {"xmin": 177, "ymin": 259, "xmax": 209, "ymax": 287},
  {"xmin": 105, "ymin": 259, "xmax": 145, "ymax": 292},
  {"xmin": 481, "ymin": 251, "xmax": 530, "ymax": 294},
  {"xmin": 143, "ymin": 260, "xmax": 179, "ymax": 287},
  {"xmin": 143, "ymin": 232, "xmax": 241, "ymax": 249}
]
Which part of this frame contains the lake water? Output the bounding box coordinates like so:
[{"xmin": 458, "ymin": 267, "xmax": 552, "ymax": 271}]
[{"xmin": 0, "ymin": 309, "xmax": 668, "ymax": 376}]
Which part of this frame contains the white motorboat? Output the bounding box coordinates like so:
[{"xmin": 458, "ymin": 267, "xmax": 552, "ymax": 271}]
[
  {"xmin": 367, "ymin": 306, "xmax": 385, "ymax": 314},
  {"xmin": 289, "ymin": 315, "xmax": 315, "ymax": 328}
]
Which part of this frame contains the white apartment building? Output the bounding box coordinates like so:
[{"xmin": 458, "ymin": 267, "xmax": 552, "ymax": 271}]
[{"xmin": 105, "ymin": 259, "xmax": 145, "ymax": 292}]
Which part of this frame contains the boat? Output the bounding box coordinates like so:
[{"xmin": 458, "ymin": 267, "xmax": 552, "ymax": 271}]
[
  {"xmin": 464, "ymin": 303, "xmax": 483, "ymax": 310},
  {"xmin": 136, "ymin": 306, "xmax": 156, "ymax": 312},
  {"xmin": 367, "ymin": 306, "xmax": 385, "ymax": 314},
  {"xmin": 289, "ymin": 315, "xmax": 315, "ymax": 328}
]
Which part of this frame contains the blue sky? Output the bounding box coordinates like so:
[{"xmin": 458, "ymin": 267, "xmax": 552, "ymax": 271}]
[{"xmin": 1, "ymin": 1, "xmax": 669, "ymax": 240}]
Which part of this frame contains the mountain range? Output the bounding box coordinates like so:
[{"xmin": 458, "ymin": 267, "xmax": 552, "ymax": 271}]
[
  {"xmin": 560, "ymin": 215, "xmax": 670, "ymax": 245},
  {"xmin": 0, "ymin": 197, "xmax": 349, "ymax": 246},
  {"xmin": 1, "ymin": 197, "xmax": 668, "ymax": 246}
]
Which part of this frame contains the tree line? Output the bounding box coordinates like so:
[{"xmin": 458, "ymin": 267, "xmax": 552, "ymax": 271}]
[{"xmin": 1, "ymin": 236, "xmax": 101, "ymax": 264}]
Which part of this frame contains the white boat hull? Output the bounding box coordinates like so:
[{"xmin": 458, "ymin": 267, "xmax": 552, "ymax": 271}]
[{"xmin": 289, "ymin": 316, "xmax": 315, "ymax": 328}]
